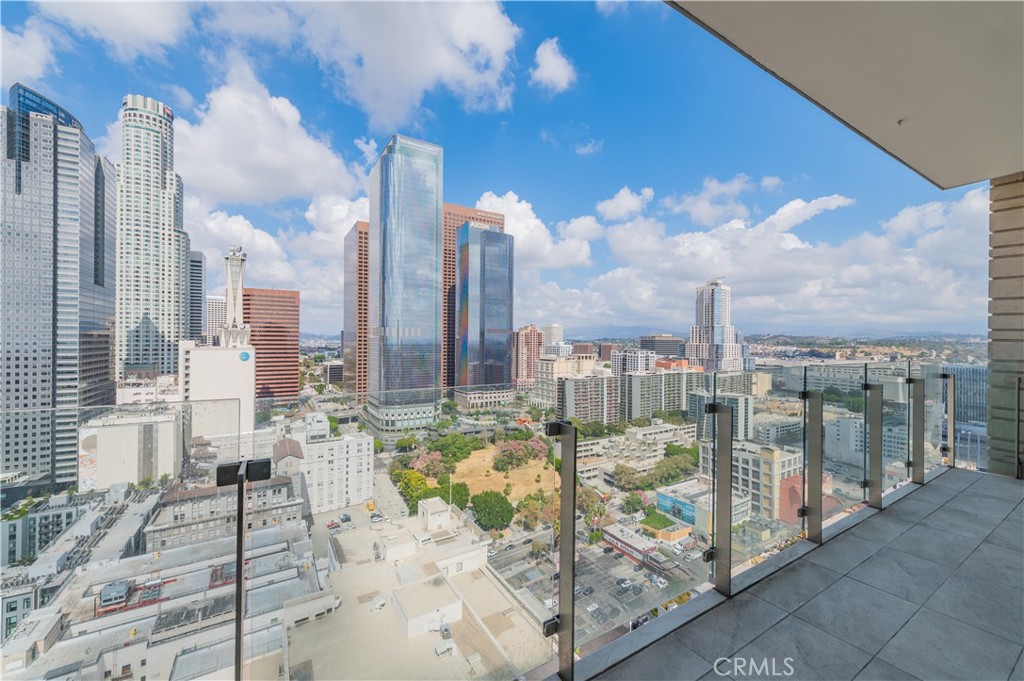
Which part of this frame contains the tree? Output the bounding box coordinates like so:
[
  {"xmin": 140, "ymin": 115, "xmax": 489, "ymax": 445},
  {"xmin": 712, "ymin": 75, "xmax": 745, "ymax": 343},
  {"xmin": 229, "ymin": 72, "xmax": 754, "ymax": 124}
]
[
  {"xmin": 530, "ymin": 540, "xmax": 549, "ymax": 559},
  {"xmin": 398, "ymin": 470, "xmax": 429, "ymax": 502},
  {"xmin": 159, "ymin": 473, "xmax": 173, "ymax": 489},
  {"xmin": 517, "ymin": 495, "xmax": 542, "ymax": 530},
  {"xmin": 139, "ymin": 476, "xmax": 153, "ymax": 489},
  {"xmin": 313, "ymin": 353, "xmax": 326, "ymax": 363},
  {"xmin": 450, "ymin": 482, "xmax": 470, "ymax": 510},
  {"xmin": 623, "ymin": 491, "xmax": 645, "ymax": 514},
  {"xmin": 395, "ymin": 435, "xmax": 417, "ymax": 453},
  {"xmin": 471, "ymin": 491, "xmax": 515, "ymax": 531},
  {"xmin": 503, "ymin": 483, "xmax": 513, "ymax": 497},
  {"xmin": 613, "ymin": 464, "xmax": 640, "ymax": 491},
  {"xmin": 374, "ymin": 438, "xmax": 384, "ymax": 453},
  {"xmin": 577, "ymin": 485, "xmax": 603, "ymax": 516}
]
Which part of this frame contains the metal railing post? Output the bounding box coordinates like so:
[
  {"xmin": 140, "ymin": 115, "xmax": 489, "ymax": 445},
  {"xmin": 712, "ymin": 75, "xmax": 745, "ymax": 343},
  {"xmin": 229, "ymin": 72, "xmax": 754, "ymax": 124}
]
[
  {"xmin": 708, "ymin": 403, "xmax": 734, "ymax": 597},
  {"xmin": 216, "ymin": 458, "xmax": 271, "ymax": 681},
  {"xmin": 801, "ymin": 391, "xmax": 824, "ymax": 544},
  {"xmin": 940, "ymin": 373, "xmax": 956, "ymax": 468},
  {"xmin": 864, "ymin": 384, "xmax": 884, "ymax": 509},
  {"xmin": 545, "ymin": 421, "xmax": 578, "ymax": 681},
  {"xmin": 908, "ymin": 378, "xmax": 926, "ymax": 484}
]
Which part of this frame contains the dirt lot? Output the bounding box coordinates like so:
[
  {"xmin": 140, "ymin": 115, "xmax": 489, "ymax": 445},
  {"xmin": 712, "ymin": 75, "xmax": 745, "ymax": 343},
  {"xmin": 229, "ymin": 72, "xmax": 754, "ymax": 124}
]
[{"xmin": 450, "ymin": 445, "xmax": 557, "ymax": 505}]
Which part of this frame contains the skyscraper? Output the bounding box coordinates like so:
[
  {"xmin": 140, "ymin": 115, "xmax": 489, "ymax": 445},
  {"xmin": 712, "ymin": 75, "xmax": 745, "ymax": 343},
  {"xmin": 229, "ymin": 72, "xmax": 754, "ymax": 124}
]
[
  {"xmin": 442, "ymin": 203, "xmax": 505, "ymax": 387},
  {"xmin": 684, "ymin": 279, "xmax": 744, "ymax": 373},
  {"xmin": 513, "ymin": 324, "xmax": 545, "ymax": 391},
  {"xmin": 188, "ymin": 250, "xmax": 206, "ymax": 341},
  {"xmin": 366, "ymin": 135, "xmax": 443, "ymax": 442},
  {"xmin": 1, "ymin": 84, "xmax": 117, "ymax": 488},
  {"xmin": 456, "ymin": 223, "xmax": 514, "ymax": 387},
  {"xmin": 115, "ymin": 94, "xmax": 190, "ymax": 378},
  {"xmin": 243, "ymin": 288, "xmax": 300, "ymax": 401},
  {"xmin": 639, "ymin": 333, "xmax": 683, "ymax": 357},
  {"xmin": 343, "ymin": 220, "xmax": 369, "ymax": 397},
  {"xmin": 205, "ymin": 295, "xmax": 226, "ymax": 344}
]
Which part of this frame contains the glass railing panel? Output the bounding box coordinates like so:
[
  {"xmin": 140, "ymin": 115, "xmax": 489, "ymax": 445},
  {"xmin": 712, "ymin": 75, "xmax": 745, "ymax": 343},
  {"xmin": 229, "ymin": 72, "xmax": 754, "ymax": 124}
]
[
  {"xmin": 804, "ymin": 363, "xmax": 868, "ymax": 527},
  {"xmin": 1, "ymin": 399, "xmax": 243, "ymax": 681},
  {"xmin": 729, "ymin": 370, "xmax": 805, "ymax": 579},
  {"xmin": 912, "ymin": 362, "xmax": 946, "ymax": 474},
  {"xmin": 943, "ymin": 366, "xmax": 991, "ymax": 473},
  {"xmin": 278, "ymin": 384, "xmax": 555, "ymax": 680},
  {"xmin": 568, "ymin": 369, "xmax": 712, "ymax": 656},
  {"xmin": 867, "ymin": 362, "xmax": 911, "ymax": 495}
]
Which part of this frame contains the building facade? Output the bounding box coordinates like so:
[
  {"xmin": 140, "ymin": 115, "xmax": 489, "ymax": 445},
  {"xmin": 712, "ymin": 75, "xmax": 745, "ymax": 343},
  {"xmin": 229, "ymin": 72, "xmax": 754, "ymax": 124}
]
[
  {"xmin": 513, "ymin": 324, "xmax": 545, "ymax": 391},
  {"xmin": 541, "ymin": 324, "xmax": 564, "ymax": 344},
  {"xmin": 187, "ymin": 251, "xmax": 205, "ymax": 341},
  {"xmin": 115, "ymin": 94, "xmax": 190, "ymax": 378},
  {"xmin": 343, "ymin": 220, "xmax": 369, "ymax": 397},
  {"xmin": 639, "ymin": 334, "xmax": 683, "ymax": 357},
  {"xmin": 205, "ymin": 295, "xmax": 226, "ymax": 344},
  {"xmin": 557, "ymin": 374, "xmax": 620, "ymax": 425},
  {"xmin": 941, "ymin": 363, "xmax": 988, "ymax": 424},
  {"xmin": 533, "ymin": 354, "xmax": 597, "ymax": 408},
  {"xmin": 611, "ymin": 349, "xmax": 658, "ymax": 376},
  {"xmin": 684, "ymin": 279, "xmax": 744, "ymax": 373},
  {"xmin": 366, "ymin": 136, "xmax": 444, "ymax": 443},
  {"xmin": 1, "ymin": 84, "xmax": 117, "ymax": 488},
  {"xmin": 243, "ymin": 288, "xmax": 299, "ymax": 401},
  {"xmin": 442, "ymin": 204, "xmax": 505, "ymax": 388},
  {"xmin": 456, "ymin": 223, "xmax": 514, "ymax": 387}
]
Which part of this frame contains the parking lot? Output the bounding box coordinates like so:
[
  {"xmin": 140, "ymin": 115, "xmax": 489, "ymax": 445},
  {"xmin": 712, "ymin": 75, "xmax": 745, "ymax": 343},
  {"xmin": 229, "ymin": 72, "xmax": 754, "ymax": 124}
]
[{"xmin": 572, "ymin": 544, "xmax": 707, "ymax": 645}]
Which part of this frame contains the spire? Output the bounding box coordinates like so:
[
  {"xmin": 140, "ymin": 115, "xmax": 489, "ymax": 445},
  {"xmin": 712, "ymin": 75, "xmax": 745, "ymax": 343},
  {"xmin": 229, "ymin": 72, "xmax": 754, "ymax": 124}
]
[{"xmin": 221, "ymin": 246, "xmax": 251, "ymax": 348}]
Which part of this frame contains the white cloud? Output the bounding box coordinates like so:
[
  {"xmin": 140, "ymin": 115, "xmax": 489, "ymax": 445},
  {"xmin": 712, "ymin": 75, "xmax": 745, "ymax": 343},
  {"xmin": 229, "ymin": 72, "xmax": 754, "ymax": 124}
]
[
  {"xmin": 1, "ymin": 18, "xmax": 60, "ymax": 88},
  {"xmin": 36, "ymin": 1, "xmax": 193, "ymax": 61},
  {"xmin": 595, "ymin": 0, "xmax": 628, "ymax": 16},
  {"xmin": 596, "ymin": 186, "xmax": 654, "ymax": 221},
  {"xmin": 173, "ymin": 57, "xmax": 361, "ymax": 205},
  {"xmin": 353, "ymin": 137, "xmax": 379, "ymax": 167},
  {"xmin": 476, "ymin": 191, "xmax": 592, "ymax": 270},
  {"xmin": 539, "ymin": 129, "xmax": 558, "ymax": 147},
  {"xmin": 164, "ymin": 84, "xmax": 195, "ymax": 110},
  {"xmin": 201, "ymin": 3, "xmax": 296, "ymax": 47},
  {"xmin": 557, "ymin": 215, "xmax": 604, "ymax": 241},
  {"xmin": 292, "ymin": 2, "xmax": 521, "ymax": 131},
  {"xmin": 529, "ymin": 37, "xmax": 577, "ymax": 94},
  {"xmin": 662, "ymin": 173, "xmax": 753, "ymax": 227},
  {"xmin": 760, "ymin": 175, "xmax": 783, "ymax": 191},
  {"xmin": 575, "ymin": 139, "xmax": 604, "ymax": 155}
]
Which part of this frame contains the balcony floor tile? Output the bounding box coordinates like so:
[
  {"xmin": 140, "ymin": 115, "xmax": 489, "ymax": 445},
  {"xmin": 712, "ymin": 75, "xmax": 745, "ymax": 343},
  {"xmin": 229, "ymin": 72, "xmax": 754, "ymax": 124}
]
[
  {"xmin": 986, "ymin": 519, "xmax": 1024, "ymax": 553},
  {"xmin": 886, "ymin": 525, "xmax": 980, "ymax": 567},
  {"xmin": 846, "ymin": 514, "xmax": 915, "ymax": 545},
  {"xmin": 847, "ymin": 546, "xmax": 954, "ymax": 605},
  {"xmin": 944, "ymin": 491, "xmax": 1020, "ymax": 521},
  {"xmin": 597, "ymin": 636, "xmax": 711, "ymax": 681},
  {"xmin": 881, "ymin": 498, "xmax": 940, "ymax": 525},
  {"xmin": 730, "ymin": 615, "xmax": 871, "ymax": 681},
  {"xmin": 792, "ymin": 577, "xmax": 918, "ymax": 655},
  {"xmin": 876, "ymin": 609, "xmax": 1022, "ymax": 681},
  {"xmin": 923, "ymin": 568, "xmax": 1024, "ymax": 645},
  {"xmin": 746, "ymin": 560, "xmax": 842, "ymax": 612},
  {"xmin": 918, "ymin": 505, "xmax": 1004, "ymax": 541},
  {"xmin": 803, "ymin": 533, "xmax": 884, "ymax": 574},
  {"xmin": 671, "ymin": 592, "xmax": 787, "ymax": 664},
  {"xmin": 853, "ymin": 658, "xmax": 922, "ymax": 681},
  {"xmin": 953, "ymin": 541, "xmax": 1024, "ymax": 590}
]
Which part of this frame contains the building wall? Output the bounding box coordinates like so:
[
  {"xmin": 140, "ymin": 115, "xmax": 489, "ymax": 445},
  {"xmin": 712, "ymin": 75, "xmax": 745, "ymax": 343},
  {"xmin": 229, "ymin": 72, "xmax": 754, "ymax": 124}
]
[
  {"xmin": 533, "ymin": 354, "xmax": 596, "ymax": 408},
  {"xmin": 243, "ymin": 288, "xmax": 300, "ymax": 401},
  {"xmin": 78, "ymin": 410, "xmax": 182, "ymax": 491},
  {"xmin": 205, "ymin": 295, "xmax": 226, "ymax": 342},
  {"xmin": 301, "ymin": 432, "xmax": 374, "ymax": 514},
  {"xmin": 179, "ymin": 342, "xmax": 256, "ymax": 459},
  {"xmin": 443, "ymin": 204, "xmax": 505, "ymax": 388},
  {"xmin": 988, "ymin": 173, "xmax": 1023, "ymax": 477},
  {"xmin": 343, "ymin": 220, "xmax": 369, "ymax": 397},
  {"xmin": 513, "ymin": 325, "xmax": 545, "ymax": 390},
  {"xmin": 187, "ymin": 251, "xmax": 206, "ymax": 341}
]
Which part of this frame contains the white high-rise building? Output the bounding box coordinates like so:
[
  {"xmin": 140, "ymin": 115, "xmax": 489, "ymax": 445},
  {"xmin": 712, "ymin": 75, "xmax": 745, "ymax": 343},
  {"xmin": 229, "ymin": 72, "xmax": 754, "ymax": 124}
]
[
  {"xmin": 684, "ymin": 279, "xmax": 744, "ymax": 373},
  {"xmin": 205, "ymin": 295, "xmax": 227, "ymax": 343},
  {"xmin": 187, "ymin": 251, "xmax": 206, "ymax": 341},
  {"xmin": 610, "ymin": 349, "xmax": 657, "ymax": 375},
  {"xmin": 1, "ymin": 85, "xmax": 117, "ymax": 487},
  {"xmin": 115, "ymin": 94, "xmax": 190, "ymax": 378}
]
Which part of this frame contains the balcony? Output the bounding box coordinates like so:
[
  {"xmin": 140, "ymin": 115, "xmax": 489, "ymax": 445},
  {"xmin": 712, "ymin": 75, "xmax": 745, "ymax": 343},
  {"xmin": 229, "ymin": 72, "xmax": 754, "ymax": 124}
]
[{"xmin": 591, "ymin": 468, "xmax": 1024, "ymax": 681}]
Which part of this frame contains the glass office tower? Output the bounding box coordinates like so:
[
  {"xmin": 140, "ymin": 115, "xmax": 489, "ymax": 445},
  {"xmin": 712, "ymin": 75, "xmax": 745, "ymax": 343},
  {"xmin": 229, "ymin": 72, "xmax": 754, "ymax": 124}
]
[
  {"xmin": 366, "ymin": 136, "xmax": 443, "ymax": 443},
  {"xmin": 1, "ymin": 84, "xmax": 117, "ymax": 489},
  {"xmin": 456, "ymin": 223, "xmax": 514, "ymax": 387}
]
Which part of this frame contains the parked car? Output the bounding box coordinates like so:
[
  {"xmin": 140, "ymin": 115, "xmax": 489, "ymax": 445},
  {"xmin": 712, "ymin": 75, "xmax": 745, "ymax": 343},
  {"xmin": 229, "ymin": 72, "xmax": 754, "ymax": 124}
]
[
  {"xmin": 487, "ymin": 549, "xmax": 497, "ymax": 557},
  {"xmin": 504, "ymin": 545, "xmax": 515, "ymax": 552},
  {"xmin": 633, "ymin": 564, "xmax": 644, "ymax": 572},
  {"xmin": 583, "ymin": 586, "xmax": 595, "ymax": 596},
  {"xmin": 621, "ymin": 579, "xmax": 632, "ymax": 588},
  {"xmin": 339, "ymin": 514, "xmax": 352, "ymax": 523},
  {"xmin": 616, "ymin": 578, "xmax": 627, "ymax": 586},
  {"xmin": 523, "ymin": 538, "xmax": 532, "ymax": 545},
  {"xmin": 603, "ymin": 547, "xmax": 614, "ymax": 554},
  {"xmin": 586, "ymin": 603, "xmax": 600, "ymax": 613},
  {"xmin": 613, "ymin": 552, "xmax": 625, "ymax": 560}
]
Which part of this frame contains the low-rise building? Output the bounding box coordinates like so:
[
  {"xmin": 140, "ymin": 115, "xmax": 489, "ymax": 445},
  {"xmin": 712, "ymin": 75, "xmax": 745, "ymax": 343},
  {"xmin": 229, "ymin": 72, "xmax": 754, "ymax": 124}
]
[
  {"xmin": 144, "ymin": 477, "xmax": 302, "ymax": 550},
  {"xmin": 77, "ymin": 406, "xmax": 183, "ymax": 491},
  {"xmin": 656, "ymin": 478, "xmax": 751, "ymax": 543},
  {"xmin": 453, "ymin": 386, "xmax": 517, "ymax": 409}
]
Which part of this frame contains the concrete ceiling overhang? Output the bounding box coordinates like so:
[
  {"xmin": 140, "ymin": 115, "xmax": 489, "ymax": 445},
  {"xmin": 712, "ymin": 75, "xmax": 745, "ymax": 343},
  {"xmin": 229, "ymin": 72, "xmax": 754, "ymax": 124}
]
[{"xmin": 669, "ymin": 1, "xmax": 1024, "ymax": 189}]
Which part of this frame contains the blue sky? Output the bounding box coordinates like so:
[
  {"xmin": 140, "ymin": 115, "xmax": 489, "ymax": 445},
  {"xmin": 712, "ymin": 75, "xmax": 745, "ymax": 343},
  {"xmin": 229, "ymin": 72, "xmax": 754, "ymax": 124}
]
[{"xmin": 2, "ymin": 1, "xmax": 989, "ymax": 336}]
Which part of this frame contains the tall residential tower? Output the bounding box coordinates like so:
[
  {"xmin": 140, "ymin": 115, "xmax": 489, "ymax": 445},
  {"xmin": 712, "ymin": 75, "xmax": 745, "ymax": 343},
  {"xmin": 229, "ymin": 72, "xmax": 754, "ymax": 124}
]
[
  {"xmin": 115, "ymin": 94, "xmax": 190, "ymax": 378},
  {"xmin": 684, "ymin": 279, "xmax": 744, "ymax": 373},
  {"xmin": 343, "ymin": 220, "xmax": 369, "ymax": 397}
]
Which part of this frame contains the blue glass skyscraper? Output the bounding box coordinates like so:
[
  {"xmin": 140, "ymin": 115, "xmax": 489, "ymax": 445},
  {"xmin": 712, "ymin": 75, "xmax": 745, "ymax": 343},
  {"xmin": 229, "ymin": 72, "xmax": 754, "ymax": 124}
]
[
  {"xmin": 456, "ymin": 224, "xmax": 514, "ymax": 387},
  {"xmin": 366, "ymin": 136, "xmax": 443, "ymax": 442}
]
